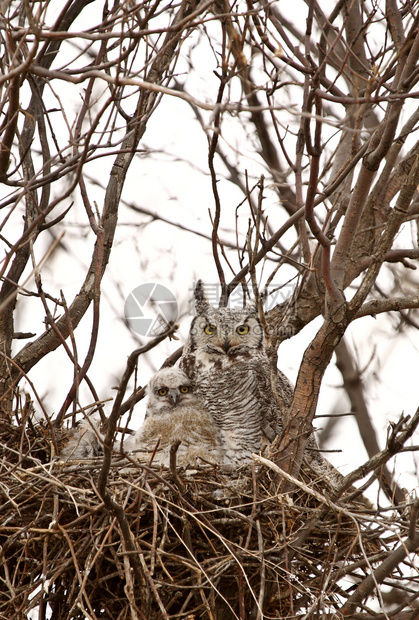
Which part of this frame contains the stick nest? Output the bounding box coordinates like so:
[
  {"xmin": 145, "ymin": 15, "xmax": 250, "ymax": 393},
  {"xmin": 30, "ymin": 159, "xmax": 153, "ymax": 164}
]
[{"xmin": 0, "ymin": 417, "xmax": 398, "ymax": 619}]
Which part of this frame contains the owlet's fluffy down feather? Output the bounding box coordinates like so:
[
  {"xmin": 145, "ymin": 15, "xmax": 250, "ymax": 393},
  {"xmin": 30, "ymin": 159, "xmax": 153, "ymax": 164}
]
[
  {"xmin": 124, "ymin": 367, "xmax": 223, "ymax": 467},
  {"xmin": 60, "ymin": 416, "xmax": 103, "ymax": 460}
]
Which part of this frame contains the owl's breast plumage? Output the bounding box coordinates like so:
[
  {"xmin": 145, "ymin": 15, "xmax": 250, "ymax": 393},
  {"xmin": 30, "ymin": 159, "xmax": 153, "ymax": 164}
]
[{"xmin": 190, "ymin": 353, "xmax": 268, "ymax": 461}]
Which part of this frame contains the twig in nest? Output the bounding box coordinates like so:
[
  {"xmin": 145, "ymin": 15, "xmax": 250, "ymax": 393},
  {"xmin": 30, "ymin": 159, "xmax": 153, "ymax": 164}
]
[
  {"xmin": 253, "ymin": 454, "xmax": 352, "ymax": 515},
  {"xmin": 122, "ymin": 541, "xmax": 142, "ymax": 620},
  {"xmin": 253, "ymin": 519, "xmax": 265, "ymax": 620},
  {"xmin": 140, "ymin": 553, "xmax": 170, "ymax": 620},
  {"xmin": 170, "ymin": 440, "xmax": 184, "ymax": 492}
]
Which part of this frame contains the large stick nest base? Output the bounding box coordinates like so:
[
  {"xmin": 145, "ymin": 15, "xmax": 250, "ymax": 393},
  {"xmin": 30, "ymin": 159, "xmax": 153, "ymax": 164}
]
[{"xmin": 0, "ymin": 419, "xmax": 394, "ymax": 619}]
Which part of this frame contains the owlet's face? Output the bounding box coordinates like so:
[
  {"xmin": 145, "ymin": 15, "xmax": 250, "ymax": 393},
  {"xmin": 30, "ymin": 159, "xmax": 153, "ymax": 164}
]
[
  {"xmin": 190, "ymin": 306, "xmax": 263, "ymax": 357},
  {"xmin": 147, "ymin": 368, "xmax": 195, "ymax": 416}
]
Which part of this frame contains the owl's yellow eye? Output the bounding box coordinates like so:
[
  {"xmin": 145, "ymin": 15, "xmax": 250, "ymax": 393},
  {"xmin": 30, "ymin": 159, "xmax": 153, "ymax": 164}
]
[
  {"xmin": 236, "ymin": 325, "xmax": 249, "ymax": 335},
  {"xmin": 204, "ymin": 324, "xmax": 216, "ymax": 335},
  {"xmin": 179, "ymin": 385, "xmax": 190, "ymax": 394},
  {"xmin": 158, "ymin": 387, "xmax": 168, "ymax": 396}
]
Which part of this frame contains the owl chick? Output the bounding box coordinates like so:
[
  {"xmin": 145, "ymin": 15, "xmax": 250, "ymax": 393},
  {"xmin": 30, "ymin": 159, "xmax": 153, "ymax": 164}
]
[
  {"xmin": 59, "ymin": 415, "xmax": 103, "ymax": 460},
  {"xmin": 124, "ymin": 367, "xmax": 223, "ymax": 468}
]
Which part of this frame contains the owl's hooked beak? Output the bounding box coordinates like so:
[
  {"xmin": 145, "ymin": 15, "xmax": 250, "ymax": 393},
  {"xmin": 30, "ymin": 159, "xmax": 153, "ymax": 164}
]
[
  {"xmin": 168, "ymin": 392, "xmax": 179, "ymax": 406},
  {"xmin": 222, "ymin": 340, "xmax": 231, "ymax": 353}
]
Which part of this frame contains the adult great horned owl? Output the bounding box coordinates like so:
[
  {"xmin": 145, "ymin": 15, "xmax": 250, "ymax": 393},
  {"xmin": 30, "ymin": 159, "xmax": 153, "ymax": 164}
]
[
  {"xmin": 124, "ymin": 367, "xmax": 223, "ymax": 467},
  {"xmin": 180, "ymin": 281, "xmax": 354, "ymax": 494},
  {"xmin": 179, "ymin": 281, "xmax": 294, "ymax": 465}
]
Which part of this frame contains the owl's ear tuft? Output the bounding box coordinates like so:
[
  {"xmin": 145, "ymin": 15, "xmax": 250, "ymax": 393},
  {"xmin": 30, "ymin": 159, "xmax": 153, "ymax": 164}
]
[
  {"xmin": 245, "ymin": 299, "xmax": 258, "ymax": 314},
  {"xmin": 194, "ymin": 280, "xmax": 210, "ymax": 314}
]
